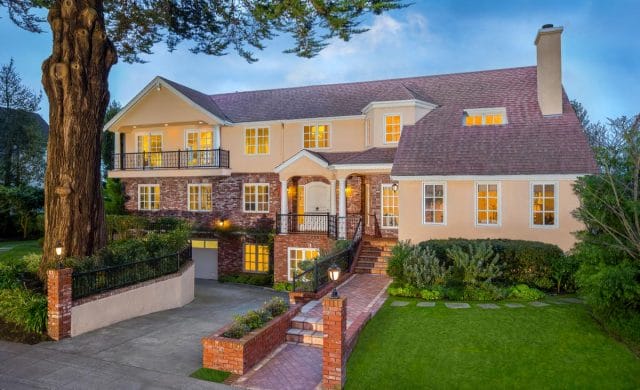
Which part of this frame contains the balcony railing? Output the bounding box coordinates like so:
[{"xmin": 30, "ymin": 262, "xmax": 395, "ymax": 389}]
[
  {"xmin": 111, "ymin": 149, "xmax": 230, "ymax": 170},
  {"xmin": 276, "ymin": 213, "xmax": 362, "ymax": 239}
]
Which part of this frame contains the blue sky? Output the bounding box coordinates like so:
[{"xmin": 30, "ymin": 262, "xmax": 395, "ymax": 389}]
[{"xmin": 0, "ymin": 0, "xmax": 638, "ymax": 123}]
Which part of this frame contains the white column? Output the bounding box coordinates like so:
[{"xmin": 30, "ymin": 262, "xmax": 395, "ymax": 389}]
[
  {"xmin": 330, "ymin": 180, "xmax": 337, "ymax": 215},
  {"xmin": 113, "ymin": 131, "xmax": 120, "ymax": 169},
  {"xmin": 338, "ymin": 178, "xmax": 347, "ymax": 239},
  {"xmin": 280, "ymin": 180, "xmax": 288, "ymax": 234},
  {"xmin": 213, "ymin": 125, "xmax": 221, "ymax": 149}
]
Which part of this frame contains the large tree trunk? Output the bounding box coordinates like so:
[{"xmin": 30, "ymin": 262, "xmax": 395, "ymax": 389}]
[{"xmin": 39, "ymin": 0, "xmax": 117, "ymax": 274}]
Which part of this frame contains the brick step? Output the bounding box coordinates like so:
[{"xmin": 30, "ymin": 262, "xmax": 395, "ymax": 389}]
[
  {"xmin": 359, "ymin": 249, "xmax": 392, "ymax": 256},
  {"xmin": 362, "ymin": 243, "xmax": 396, "ymax": 249},
  {"xmin": 356, "ymin": 262, "xmax": 388, "ymax": 270},
  {"xmin": 286, "ymin": 329, "xmax": 323, "ymax": 346},
  {"xmin": 291, "ymin": 315, "xmax": 323, "ymax": 332},
  {"xmin": 354, "ymin": 267, "xmax": 387, "ymax": 275},
  {"xmin": 358, "ymin": 254, "xmax": 391, "ymax": 261}
]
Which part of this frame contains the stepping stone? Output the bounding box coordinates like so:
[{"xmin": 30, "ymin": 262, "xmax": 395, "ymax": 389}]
[
  {"xmin": 391, "ymin": 301, "xmax": 409, "ymax": 307},
  {"xmin": 445, "ymin": 302, "xmax": 470, "ymax": 309},
  {"xmin": 559, "ymin": 297, "xmax": 584, "ymax": 304},
  {"xmin": 505, "ymin": 303, "xmax": 525, "ymax": 308},
  {"xmin": 529, "ymin": 301, "xmax": 549, "ymax": 307},
  {"xmin": 477, "ymin": 303, "xmax": 500, "ymax": 309},
  {"xmin": 417, "ymin": 302, "xmax": 436, "ymax": 307},
  {"xmin": 548, "ymin": 300, "xmax": 568, "ymax": 305}
]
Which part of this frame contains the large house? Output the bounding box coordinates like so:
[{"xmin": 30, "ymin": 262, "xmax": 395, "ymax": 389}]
[{"xmin": 105, "ymin": 25, "xmax": 597, "ymax": 282}]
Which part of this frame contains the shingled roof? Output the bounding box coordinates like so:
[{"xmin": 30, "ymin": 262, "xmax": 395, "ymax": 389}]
[{"xmin": 161, "ymin": 66, "xmax": 597, "ymax": 176}]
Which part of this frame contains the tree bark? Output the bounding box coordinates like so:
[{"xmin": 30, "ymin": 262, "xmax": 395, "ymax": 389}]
[{"xmin": 40, "ymin": 0, "xmax": 117, "ymax": 274}]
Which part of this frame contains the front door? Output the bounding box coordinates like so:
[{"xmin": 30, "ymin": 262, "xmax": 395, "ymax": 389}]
[{"xmin": 304, "ymin": 182, "xmax": 330, "ymax": 213}]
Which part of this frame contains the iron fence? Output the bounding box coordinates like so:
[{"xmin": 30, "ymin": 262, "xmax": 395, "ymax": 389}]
[
  {"xmin": 112, "ymin": 149, "xmax": 230, "ymax": 170},
  {"xmin": 71, "ymin": 245, "xmax": 192, "ymax": 300}
]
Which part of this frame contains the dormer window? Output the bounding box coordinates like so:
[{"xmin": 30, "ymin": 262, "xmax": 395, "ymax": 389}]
[{"xmin": 463, "ymin": 108, "xmax": 507, "ymax": 126}]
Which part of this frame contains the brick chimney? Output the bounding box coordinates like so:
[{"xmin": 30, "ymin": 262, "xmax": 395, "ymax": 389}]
[{"xmin": 535, "ymin": 24, "xmax": 564, "ymax": 116}]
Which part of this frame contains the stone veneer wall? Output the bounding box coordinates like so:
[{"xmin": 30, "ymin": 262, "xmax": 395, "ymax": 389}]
[
  {"xmin": 121, "ymin": 172, "xmax": 280, "ymax": 229},
  {"xmin": 273, "ymin": 234, "xmax": 334, "ymax": 283}
]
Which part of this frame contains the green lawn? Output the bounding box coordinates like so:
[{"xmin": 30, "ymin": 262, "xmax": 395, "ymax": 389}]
[
  {"xmin": 189, "ymin": 368, "xmax": 231, "ymax": 383},
  {"xmin": 0, "ymin": 240, "xmax": 42, "ymax": 263},
  {"xmin": 346, "ymin": 298, "xmax": 640, "ymax": 389}
]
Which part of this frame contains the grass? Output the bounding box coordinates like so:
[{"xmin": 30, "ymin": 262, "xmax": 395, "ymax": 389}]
[
  {"xmin": 0, "ymin": 240, "xmax": 42, "ymax": 263},
  {"xmin": 189, "ymin": 368, "xmax": 231, "ymax": 383},
  {"xmin": 346, "ymin": 298, "xmax": 640, "ymax": 389}
]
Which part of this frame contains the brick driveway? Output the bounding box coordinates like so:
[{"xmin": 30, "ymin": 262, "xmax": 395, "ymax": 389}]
[{"xmin": 237, "ymin": 274, "xmax": 390, "ymax": 390}]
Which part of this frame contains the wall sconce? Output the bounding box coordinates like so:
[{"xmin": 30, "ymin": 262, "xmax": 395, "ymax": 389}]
[
  {"xmin": 392, "ymin": 183, "xmax": 399, "ymax": 192},
  {"xmin": 287, "ymin": 185, "xmax": 297, "ymax": 198},
  {"xmin": 345, "ymin": 185, "xmax": 353, "ymax": 198},
  {"xmin": 217, "ymin": 218, "xmax": 227, "ymax": 228}
]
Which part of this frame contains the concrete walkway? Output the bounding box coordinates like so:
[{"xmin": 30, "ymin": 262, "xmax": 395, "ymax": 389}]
[
  {"xmin": 237, "ymin": 274, "xmax": 391, "ymax": 390},
  {"xmin": 0, "ymin": 280, "xmax": 285, "ymax": 389}
]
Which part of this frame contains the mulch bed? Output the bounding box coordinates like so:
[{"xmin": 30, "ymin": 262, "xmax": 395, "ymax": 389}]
[{"xmin": 0, "ymin": 318, "xmax": 50, "ymax": 344}]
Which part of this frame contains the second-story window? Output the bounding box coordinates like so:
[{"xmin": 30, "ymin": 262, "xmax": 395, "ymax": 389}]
[
  {"xmin": 245, "ymin": 127, "xmax": 269, "ymax": 155},
  {"xmin": 186, "ymin": 129, "xmax": 213, "ymax": 166},
  {"xmin": 384, "ymin": 114, "xmax": 402, "ymax": 143},
  {"xmin": 303, "ymin": 124, "xmax": 330, "ymax": 148},
  {"xmin": 136, "ymin": 133, "xmax": 162, "ymax": 167}
]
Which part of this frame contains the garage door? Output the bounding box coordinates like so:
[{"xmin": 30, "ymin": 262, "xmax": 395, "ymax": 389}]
[{"xmin": 192, "ymin": 240, "xmax": 218, "ymax": 280}]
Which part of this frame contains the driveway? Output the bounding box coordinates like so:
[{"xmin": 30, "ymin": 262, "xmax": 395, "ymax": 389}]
[{"xmin": 0, "ymin": 280, "xmax": 285, "ymax": 389}]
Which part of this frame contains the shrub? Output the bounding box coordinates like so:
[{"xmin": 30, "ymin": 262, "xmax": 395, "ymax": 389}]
[
  {"xmin": 273, "ymin": 282, "xmax": 293, "ymax": 292},
  {"xmin": 219, "ymin": 273, "xmax": 273, "ymax": 286},
  {"xmin": 462, "ymin": 285, "xmax": 505, "ymax": 301},
  {"xmin": 222, "ymin": 322, "xmax": 250, "ymax": 339},
  {"xmin": 506, "ymin": 284, "xmax": 546, "ymax": 301},
  {"xmin": 419, "ymin": 288, "xmax": 443, "ymax": 300},
  {"xmin": 387, "ymin": 241, "xmax": 413, "ymax": 282},
  {"xmin": 402, "ymin": 246, "xmax": 447, "ymax": 289},
  {"xmin": 551, "ymin": 254, "xmax": 580, "ymax": 293},
  {"xmin": 0, "ymin": 287, "xmax": 47, "ymax": 333},
  {"xmin": 263, "ymin": 297, "xmax": 288, "ymax": 317},
  {"xmin": 222, "ymin": 297, "xmax": 289, "ymax": 339},
  {"xmin": 387, "ymin": 282, "xmax": 419, "ymax": 298},
  {"xmin": 446, "ymin": 243, "xmax": 502, "ymax": 287}
]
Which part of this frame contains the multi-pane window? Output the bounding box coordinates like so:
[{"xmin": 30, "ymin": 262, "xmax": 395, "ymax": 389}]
[
  {"xmin": 303, "ymin": 124, "xmax": 330, "ymax": 148},
  {"xmin": 381, "ymin": 184, "xmax": 399, "ymax": 228},
  {"xmin": 245, "ymin": 127, "xmax": 269, "ymax": 155},
  {"xmin": 288, "ymin": 248, "xmax": 319, "ymax": 281},
  {"xmin": 423, "ymin": 183, "xmax": 445, "ymax": 224},
  {"xmin": 476, "ymin": 183, "xmax": 499, "ymax": 225},
  {"xmin": 463, "ymin": 109, "xmax": 506, "ymax": 126},
  {"xmin": 188, "ymin": 184, "xmax": 212, "ymax": 211},
  {"xmin": 136, "ymin": 133, "xmax": 162, "ymax": 167},
  {"xmin": 244, "ymin": 243, "xmax": 270, "ymax": 273},
  {"xmin": 384, "ymin": 114, "xmax": 402, "ymax": 143},
  {"xmin": 532, "ymin": 183, "xmax": 557, "ymax": 226},
  {"xmin": 138, "ymin": 185, "xmax": 160, "ymax": 210},
  {"xmin": 243, "ymin": 183, "xmax": 269, "ymax": 212},
  {"xmin": 186, "ymin": 130, "xmax": 214, "ymax": 165}
]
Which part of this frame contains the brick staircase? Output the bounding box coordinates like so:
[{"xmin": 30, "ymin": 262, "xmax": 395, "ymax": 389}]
[
  {"xmin": 353, "ymin": 237, "xmax": 397, "ymax": 275},
  {"xmin": 286, "ymin": 313, "xmax": 323, "ymax": 346}
]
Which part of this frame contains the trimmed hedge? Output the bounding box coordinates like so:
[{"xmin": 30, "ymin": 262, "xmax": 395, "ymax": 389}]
[{"xmin": 418, "ymin": 239, "xmax": 564, "ymax": 290}]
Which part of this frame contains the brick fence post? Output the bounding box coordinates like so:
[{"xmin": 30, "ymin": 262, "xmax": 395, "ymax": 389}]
[
  {"xmin": 47, "ymin": 268, "xmax": 73, "ymax": 340},
  {"xmin": 323, "ymin": 296, "xmax": 347, "ymax": 389}
]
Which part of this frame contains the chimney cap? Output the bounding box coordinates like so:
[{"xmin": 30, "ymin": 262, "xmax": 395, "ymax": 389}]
[{"xmin": 542, "ymin": 23, "xmax": 554, "ymax": 29}]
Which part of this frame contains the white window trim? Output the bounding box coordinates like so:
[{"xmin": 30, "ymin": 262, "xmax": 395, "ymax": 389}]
[
  {"xmin": 187, "ymin": 183, "xmax": 212, "ymax": 212},
  {"xmin": 422, "ymin": 182, "xmax": 447, "ymax": 225},
  {"xmin": 380, "ymin": 183, "xmax": 399, "ymax": 229},
  {"xmin": 134, "ymin": 131, "xmax": 163, "ymax": 153},
  {"xmin": 529, "ymin": 181, "xmax": 560, "ymax": 229},
  {"xmin": 474, "ymin": 181, "xmax": 502, "ymax": 227},
  {"xmin": 383, "ymin": 113, "xmax": 403, "ymax": 145},
  {"xmin": 463, "ymin": 107, "xmax": 509, "ymax": 126},
  {"xmin": 243, "ymin": 243, "xmax": 270, "ymax": 273},
  {"xmin": 137, "ymin": 184, "xmax": 160, "ymax": 211},
  {"xmin": 242, "ymin": 183, "xmax": 270, "ymax": 213},
  {"xmin": 244, "ymin": 126, "xmax": 271, "ymax": 156},
  {"xmin": 184, "ymin": 128, "xmax": 214, "ymax": 150},
  {"xmin": 302, "ymin": 122, "xmax": 332, "ymax": 149},
  {"xmin": 287, "ymin": 247, "xmax": 319, "ymax": 281}
]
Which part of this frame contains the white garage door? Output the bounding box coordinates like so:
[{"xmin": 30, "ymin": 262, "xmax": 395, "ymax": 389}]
[{"xmin": 192, "ymin": 240, "xmax": 218, "ymax": 280}]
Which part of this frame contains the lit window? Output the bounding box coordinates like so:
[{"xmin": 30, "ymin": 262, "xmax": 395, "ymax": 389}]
[
  {"xmin": 244, "ymin": 244, "xmax": 270, "ymax": 273},
  {"xmin": 288, "ymin": 248, "xmax": 319, "ymax": 281},
  {"xmin": 384, "ymin": 114, "xmax": 402, "ymax": 143},
  {"xmin": 244, "ymin": 183, "xmax": 269, "ymax": 212},
  {"xmin": 531, "ymin": 183, "xmax": 557, "ymax": 227},
  {"xmin": 476, "ymin": 183, "xmax": 499, "ymax": 225},
  {"xmin": 138, "ymin": 185, "xmax": 160, "ymax": 210},
  {"xmin": 423, "ymin": 183, "xmax": 445, "ymax": 224},
  {"xmin": 381, "ymin": 184, "xmax": 399, "ymax": 228},
  {"xmin": 463, "ymin": 109, "xmax": 506, "ymax": 126},
  {"xmin": 245, "ymin": 127, "xmax": 269, "ymax": 155},
  {"xmin": 136, "ymin": 133, "xmax": 163, "ymax": 167},
  {"xmin": 188, "ymin": 184, "xmax": 212, "ymax": 211},
  {"xmin": 186, "ymin": 129, "xmax": 214, "ymax": 165},
  {"xmin": 303, "ymin": 124, "xmax": 330, "ymax": 148}
]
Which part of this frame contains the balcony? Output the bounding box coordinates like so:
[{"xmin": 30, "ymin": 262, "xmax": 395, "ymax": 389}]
[
  {"xmin": 276, "ymin": 213, "xmax": 362, "ymax": 239},
  {"xmin": 111, "ymin": 149, "xmax": 230, "ymax": 170}
]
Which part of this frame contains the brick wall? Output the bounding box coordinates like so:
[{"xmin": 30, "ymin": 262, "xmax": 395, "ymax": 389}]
[
  {"xmin": 121, "ymin": 172, "xmax": 280, "ymax": 229},
  {"xmin": 322, "ymin": 297, "xmax": 347, "ymax": 389},
  {"xmin": 202, "ymin": 304, "xmax": 301, "ymax": 375},
  {"xmin": 47, "ymin": 268, "xmax": 72, "ymax": 340},
  {"xmin": 217, "ymin": 236, "xmax": 244, "ymax": 276},
  {"xmin": 273, "ymin": 234, "xmax": 334, "ymax": 283}
]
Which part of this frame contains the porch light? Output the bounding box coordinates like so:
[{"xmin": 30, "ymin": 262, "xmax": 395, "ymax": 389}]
[
  {"xmin": 55, "ymin": 242, "xmax": 63, "ymax": 257},
  {"xmin": 345, "ymin": 185, "xmax": 353, "ymax": 198},
  {"xmin": 392, "ymin": 183, "xmax": 399, "ymax": 192},
  {"xmin": 217, "ymin": 218, "xmax": 227, "ymax": 227},
  {"xmin": 328, "ymin": 263, "xmax": 340, "ymax": 298}
]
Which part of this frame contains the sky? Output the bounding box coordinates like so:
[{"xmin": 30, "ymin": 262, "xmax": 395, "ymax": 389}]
[{"xmin": 0, "ymin": 0, "xmax": 638, "ymax": 124}]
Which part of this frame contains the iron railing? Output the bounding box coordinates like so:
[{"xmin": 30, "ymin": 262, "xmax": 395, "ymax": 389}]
[
  {"xmin": 71, "ymin": 245, "xmax": 192, "ymax": 300},
  {"xmin": 277, "ymin": 213, "xmax": 362, "ymax": 239},
  {"xmin": 112, "ymin": 149, "xmax": 230, "ymax": 170},
  {"xmin": 292, "ymin": 218, "xmax": 363, "ymax": 293}
]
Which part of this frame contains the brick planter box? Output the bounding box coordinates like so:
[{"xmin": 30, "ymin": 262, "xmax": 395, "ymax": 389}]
[{"xmin": 202, "ymin": 304, "xmax": 301, "ymax": 375}]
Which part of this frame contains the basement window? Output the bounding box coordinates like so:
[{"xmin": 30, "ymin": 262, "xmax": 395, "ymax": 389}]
[{"xmin": 463, "ymin": 108, "xmax": 507, "ymax": 126}]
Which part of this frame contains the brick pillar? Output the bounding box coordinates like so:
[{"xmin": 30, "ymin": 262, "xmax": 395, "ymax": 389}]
[
  {"xmin": 323, "ymin": 296, "xmax": 347, "ymax": 389},
  {"xmin": 47, "ymin": 268, "xmax": 73, "ymax": 340}
]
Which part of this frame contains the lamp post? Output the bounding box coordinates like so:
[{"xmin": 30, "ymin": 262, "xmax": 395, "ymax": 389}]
[
  {"xmin": 55, "ymin": 242, "xmax": 64, "ymax": 269},
  {"xmin": 328, "ymin": 263, "xmax": 341, "ymax": 298}
]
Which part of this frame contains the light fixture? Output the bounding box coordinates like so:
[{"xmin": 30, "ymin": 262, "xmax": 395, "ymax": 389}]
[
  {"xmin": 133, "ymin": 125, "xmax": 137, "ymax": 129},
  {"xmin": 328, "ymin": 263, "xmax": 341, "ymax": 298},
  {"xmin": 164, "ymin": 123, "xmax": 168, "ymax": 127},
  {"xmin": 217, "ymin": 218, "xmax": 226, "ymax": 227},
  {"xmin": 345, "ymin": 185, "xmax": 353, "ymax": 198},
  {"xmin": 156, "ymin": 83, "xmax": 161, "ymax": 91},
  {"xmin": 55, "ymin": 242, "xmax": 64, "ymax": 268},
  {"xmin": 392, "ymin": 183, "xmax": 399, "ymax": 192}
]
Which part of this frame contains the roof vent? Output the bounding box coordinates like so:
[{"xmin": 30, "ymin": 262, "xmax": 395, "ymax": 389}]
[{"xmin": 542, "ymin": 23, "xmax": 554, "ymax": 29}]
